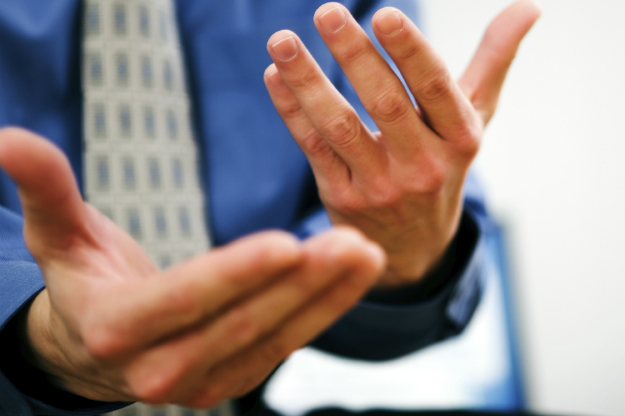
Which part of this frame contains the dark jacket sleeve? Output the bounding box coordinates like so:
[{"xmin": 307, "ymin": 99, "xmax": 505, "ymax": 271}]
[{"xmin": 0, "ymin": 206, "xmax": 129, "ymax": 415}]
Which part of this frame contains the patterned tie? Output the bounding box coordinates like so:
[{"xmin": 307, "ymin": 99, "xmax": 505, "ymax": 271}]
[{"xmin": 82, "ymin": 1, "xmax": 233, "ymax": 415}]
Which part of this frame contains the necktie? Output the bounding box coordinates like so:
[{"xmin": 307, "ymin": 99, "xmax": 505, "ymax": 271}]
[
  {"xmin": 82, "ymin": 1, "xmax": 233, "ymax": 415},
  {"xmin": 83, "ymin": 0, "xmax": 210, "ymax": 268}
]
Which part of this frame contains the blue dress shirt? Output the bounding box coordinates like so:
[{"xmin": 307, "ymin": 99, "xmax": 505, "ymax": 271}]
[{"xmin": 0, "ymin": 1, "xmax": 487, "ymax": 414}]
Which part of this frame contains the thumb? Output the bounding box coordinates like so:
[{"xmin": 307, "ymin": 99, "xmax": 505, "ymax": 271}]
[
  {"xmin": 0, "ymin": 127, "xmax": 90, "ymax": 258},
  {"xmin": 458, "ymin": 0, "xmax": 542, "ymax": 125}
]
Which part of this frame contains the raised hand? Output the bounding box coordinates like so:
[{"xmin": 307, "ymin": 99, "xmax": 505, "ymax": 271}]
[
  {"xmin": 265, "ymin": 0, "xmax": 541, "ymax": 286},
  {"xmin": 0, "ymin": 127, "xmax": 385, "ymax": 407}
]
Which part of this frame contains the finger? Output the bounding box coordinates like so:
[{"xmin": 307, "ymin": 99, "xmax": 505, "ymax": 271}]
[
  {"xmin": 370, "ymin": 7, "xmax": 479, "ymax": 144},
  {"xmin": 125, "ymin": 228, "xmax": 385, "ymax": 405},
  {"xmin": 267, "ymin": 30, "xmax": 385, "ymax": 182},
  {"xmin": 264, "ymin": 64, "xmax": 350, "ymax": 194},
  {"xmin": 192, "ymin": 231, "xmax": 385, "ymax": 407},
  {"xmin": 313, "ymin": 3, "xmax": 425, "ymax": 158},
  {"xmin": 458, "ymin": 0, "xmax": 542, "ymax": 125},
  {"xmin": 83, "ymin": 231, "xmax": 303, "ymax": 359},
  {"xmin": 0, "ymin": 127, "xmax": 90, "ymax": 257}
]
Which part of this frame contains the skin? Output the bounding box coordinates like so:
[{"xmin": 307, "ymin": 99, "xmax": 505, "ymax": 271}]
[
  {"xmin": 0, "ymin": 0, "xmax": 540, "ymax": 409},
  {"xmin": 265, "ymin": 0, "xmax": 541, "ymax": 287},
  {"xmin": 0, "ymin": 128, "xmax": 385, "ymax": 407}
]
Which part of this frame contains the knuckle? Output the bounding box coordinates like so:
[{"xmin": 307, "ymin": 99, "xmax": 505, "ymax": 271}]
[
  {"xmin": 253, "ymin": 232, "xmax": 301, "ymax": 265},
  {"xmin": 288, "ymin": 67, "xmax": 322, "ymax": 92},
  {"xmin": 368, "ymin": 186, "xmax": 401, "ymax": 209},
  {"xmin": 453, "ymin": 122, "xmax": 482, "ymax": 158},
  {"xmin": 424, "ymin": 171, "xmax": 446, "ymax": 193},
  {"xmin": 279, "ymin": 98, "xmax": 303, "ymax": 119},
  {"xmin": 330, "ymin": 194, "xmax": 361, "ymax": 216},
  {"xmin": 226, "ymin": 231, "xmax": 300, "ymax": 281},
  {"xmin": 414, "ymin": 157, "xmax": 446, "ymax": 193},
  {"xmin": 167, "ymin": 283, "xmax": 201, "ymax": 317},
  {"xmin": 252, "ymin": 230, "xmax": 299, "ymax": 251},
  {"xmin": 225, "ymin": 308, "xmax": 261, "ymax": 346},
  {"xmin": 370, "ymin": 89, "xmax": 411, "ymax": 124},
  {"xmin": 417, "ymin": 67, "xmax": 452, "ymax": 104},
  {"xmin": 300, "ymin": 129, "xmax": 332, "ymax": 158},
  {"xmin": 339, "ymin": 41, "xmax": 368, "ymax": 65},
  {"xmin": 336, "ymin": 179, "xmax": 397, "ymax": 212},
  {"xmin": 321, "ymin": 111, "xmax": 362, "ymax": 150},
  {"xmin": 395, "ymin": 41, "xmax": 420, "ymax": 63},
  {"xmin": 83, "ymin": 323, "xmax": 124, "ymax": 360}
]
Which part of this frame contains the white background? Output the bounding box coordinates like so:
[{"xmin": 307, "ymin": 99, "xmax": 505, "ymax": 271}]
[{"xmin": 419, "ymin": 1, "xmax": 625, "ymax": 415}]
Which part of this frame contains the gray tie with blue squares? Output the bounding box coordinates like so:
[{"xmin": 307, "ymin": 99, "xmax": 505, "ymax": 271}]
[{"xmin": 83, "ymin": 1, "xmax": 233, "ymax": 415}]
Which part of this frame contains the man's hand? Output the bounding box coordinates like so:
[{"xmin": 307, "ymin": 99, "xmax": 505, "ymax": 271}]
[
  {"xmin": 0, "ymin": 127, "xmax": 385, "ymax": 408},
  {"xmin": 265, "ymin": 0, "xmax": 541, "ymax": 287}
]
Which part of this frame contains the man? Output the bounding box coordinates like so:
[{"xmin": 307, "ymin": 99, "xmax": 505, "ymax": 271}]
[{"xmin": 0, "ymin": 0, "xmax": 540, "ymax": 414}]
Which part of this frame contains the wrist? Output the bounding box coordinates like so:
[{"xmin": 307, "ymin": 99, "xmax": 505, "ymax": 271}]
[
  {"xmin": 0, "ymin": 291, "xmax": 111, "ymax": 410},
  {"xmin": 18, "ymin": 290, "xmax": 70, "ymax": 391},
  {"xmin": 376, "ymin": 207, "xmax": 463, "ymax": 288},
  {"xmin": 378, "ymin": 231, "xmax": 458, "ymax": 289},
  {"xmin": 366, "ymin": 210, "xmax": 478, "ymax": 304},
  {"xmin": 379, "ymin": 245, "xmax": 448, "ymax": 287},
  {"xmin": 18, "ymin": 289, "xmax": 132, "ymax": 404}
]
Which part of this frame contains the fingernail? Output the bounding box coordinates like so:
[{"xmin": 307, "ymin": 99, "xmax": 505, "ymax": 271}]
[
  {"xmin": 265, "ymin": 65, "xmax": 286, "ymax": 89},
  {"xmin": 270, "ymin": 36, "xmax": 298, "ymax": 62},
  {"xmin": 318, "ymin": 6, "xmax": 347, "ymax": 33},
  {"xmin": 376, "ymin": 11, "xmax": 403, "ymax": 37}
]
